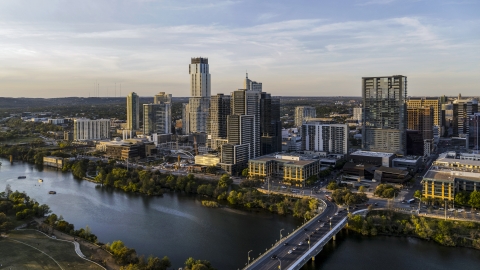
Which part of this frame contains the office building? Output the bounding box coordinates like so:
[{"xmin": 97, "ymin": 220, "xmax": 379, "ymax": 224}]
[
  {"xmin": 302, "ymin": 123, "xmax": 348, "ymax": 155},
  {"xmin": 422, "ymin": 151, "xmax": 480, "ymax": 201},
  {"xmin": 260, "ymin": 92, "xmax": 282, "ymax": 155},
  {"xmin": 207, "ymin": 94, "xmax": 231, "ymax": 150},
  {"xmin": 295, "ymin": 106, "xmax": 317, "ymax": 127},
  {"xmin": 453, "ymin": 93, "xmax": 478, "ymax": 136},
  {"xmin": 470, "ymin": 113, "xmax": 480, "ymax": 151},
  {"xmin": 248, "ymin": 155, "xmax": 321, "ymax": 186},
  {"xmin": 73, "ymin": 118, "xmax": 110, "ymax": 141},
  {"xmin": 184, "ymin": 57, "xmax": 211, "ymax": 134},
  {"xmin": 127, "ymin": 92, "xmax": 140, "ymax": 131},
  {"xmin": 407, "ymin": 106, "xmax": 434, "ymax": 155},
  {"xmin": 362, "ymin": 75, "xmax": 407, "ymax": 155},
  {"xmin": 349, "ymin": 150, "xmax": 395, "ymax": 167},
  {"xmin": 244, "ymin": 73, "xmax": 262, "ymax": 92},
  {"xmin": 143, "ymin": 103, "xmax": 171, "ymax": 135},
  {"xmin": 407, "ymin": 97, "xmax": 441, "ymax": 135}
]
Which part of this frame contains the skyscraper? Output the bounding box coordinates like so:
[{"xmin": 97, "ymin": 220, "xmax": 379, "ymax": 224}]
[
  {"xmin": 362, "ymin": 75, "xmax": 407, "ymax": 155},
  {"xmin": 184, "ymin": 57, "xmax": 211, "ymax": 133},
  {"xmin": 207, "ymin": 93, "xmax": 230, "ymax": 150},
  {"xmin": 189, "ymin": 57, "xmax": 211, "ymax": 97},
  {"xmin": 154, "ymin": 92, "xmax": 172, "ymax": 104},
  {"xmin": 294, "ymin": 106, "xmax": 317, "ymax": 127},
  {"xmin": 407, "ymin": 97, "xmax": 441, "ymax": 136},
  {"xmin": 260, "ymin": 92, "xmax": 282, "ymax": 155},
  {"xmin": 127, "ymin": 92, "xmax": 140, "ymax": 131},
  {"xmin": 244, "ymin": 73, "xmax": 262, "ymax": 92}
]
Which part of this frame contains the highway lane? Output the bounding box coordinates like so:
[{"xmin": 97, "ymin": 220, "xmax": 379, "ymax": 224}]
[{"xmin": 248, "ymin": 200, "xmax": 347, "ymax": 270}]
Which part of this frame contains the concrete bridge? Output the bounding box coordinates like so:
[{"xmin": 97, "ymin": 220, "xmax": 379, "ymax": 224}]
[{"xmin": 244, "ymin": 201, "xmax": 367, "ymax": 270}]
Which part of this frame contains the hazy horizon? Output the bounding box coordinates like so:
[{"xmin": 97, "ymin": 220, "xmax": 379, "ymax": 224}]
[{"xmin": 0, "ymin": 0, "xmax": 479, "ymax": 98}]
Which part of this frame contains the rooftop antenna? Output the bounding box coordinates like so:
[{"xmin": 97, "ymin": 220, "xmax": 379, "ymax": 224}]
[{"xmin": 246, "ymin": 70, "xmax": 248, "ymax": 79}]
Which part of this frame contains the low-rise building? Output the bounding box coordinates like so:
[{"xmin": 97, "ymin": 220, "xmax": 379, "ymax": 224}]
[
  {"xmin": 348, "ymin": 150, "xmax": 395, "ymax": 167},
  {"xmin": 43, "ymin": 156, "xmax": 63, "ymax": 169},
  {"xmin": 422, "ymin": 151, "xmax": 480, "ymax": 201},
  {"xmin": 248, "ymin": 155, "xmax": 321, "ymax": 186},
  {"xmin": 392, "ymin": 156, "xmax": 422, "ymax": 172},
  {"xmin": 195, "ymin": 154, "xmax": 221, "ymax": 167}
]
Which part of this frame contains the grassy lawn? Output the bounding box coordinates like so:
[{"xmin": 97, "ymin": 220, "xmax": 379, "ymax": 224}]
[{"xmin": 0, "ymin": 230, "xmax": 103, "ymax": 269}]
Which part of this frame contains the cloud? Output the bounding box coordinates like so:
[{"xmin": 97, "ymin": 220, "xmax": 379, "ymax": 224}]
[
  {"xmin": 356, "ymin": 0, "xmax": 395, "ymax": 6},
  {"xmin": 0, "ymin": 9, "xmax": 478, "ymax": 97}
]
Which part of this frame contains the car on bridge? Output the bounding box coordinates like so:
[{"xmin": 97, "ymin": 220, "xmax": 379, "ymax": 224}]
[
  {"xmin": 288, "ymin": 250, "xmax": 293, "ymax": 254},
  {"xmin": 298, "ymin": 242, "xmax": 303, "ymax": 246}
]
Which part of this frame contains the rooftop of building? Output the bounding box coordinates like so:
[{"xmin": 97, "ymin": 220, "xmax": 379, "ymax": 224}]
[
  {"xmin": 424, "ymin": 169, "xmax": 480, "ymax": 182},
  {"xmin": 392, "ymin": 156, "xmax": 422, "ymax": 163},
  {"xmin": 435, "ymin": 151, "xmax": 480, "ymax": 167},
  {"xmin": 350, "ymin": 150, "xmax": 395, "ymax": 158},
  {"xmin": 249, "ymin": 155, "xmax": 318, "ymax": 166}
]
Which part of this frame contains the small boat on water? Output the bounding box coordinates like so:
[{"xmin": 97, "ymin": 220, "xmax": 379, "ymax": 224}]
[
  {"xmin": 18, "ymin": 176, "xmax": 26, "ymax": 179},
  {"xmin": 49, "ymin": 191, "xmax": 56, "ymax": 194},
  {"xmin": 38, "ymin": 179, "xmax": 43, "ymax": 183}
]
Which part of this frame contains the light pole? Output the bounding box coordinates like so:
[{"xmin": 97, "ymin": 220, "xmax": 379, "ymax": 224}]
[
  {"xmin": 247, "ymin": 250, "xmax": 252, "ymax": 266},
  {"xmin": 276, "ymin": 258, "xmax": 282, "ymax": 270},
  {"xmin": 305, "ymin": 233, "xmax": 311, "ymax": 251},
  {"xmin": 329, "ymin": 217, "xmax": 332, "ymax": 231},
  {"xmin": 280, "ymin": 228, "xmax": 284, "ymax": 240}
]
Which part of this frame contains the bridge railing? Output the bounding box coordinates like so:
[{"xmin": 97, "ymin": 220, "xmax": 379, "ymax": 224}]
[
  {"xmin": 243, "ymin": 199, "xmax": 328, "ymax": 270},
  {"xmin": 287, "ymin": 208, "xmax": 369, "ymax": 270}
]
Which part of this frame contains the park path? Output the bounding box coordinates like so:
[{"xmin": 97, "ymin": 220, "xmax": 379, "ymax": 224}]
[{"xmin": 16, "ymin": 219, "xmax": 111, "ymax": 270}]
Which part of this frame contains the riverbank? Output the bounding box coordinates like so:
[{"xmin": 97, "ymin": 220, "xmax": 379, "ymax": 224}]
[{"xmin": 346, "ymin": 210, "xmax": 480, "ymax": 249}]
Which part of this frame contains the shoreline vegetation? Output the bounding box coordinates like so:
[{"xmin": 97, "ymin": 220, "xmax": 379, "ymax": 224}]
[{"xmin": 346, "ymin": 210, "xmax": 480, "ymax": 250}]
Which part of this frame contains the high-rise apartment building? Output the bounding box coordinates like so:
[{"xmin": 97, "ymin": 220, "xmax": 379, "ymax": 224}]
[
  {"xmin": 127, "ymin": 92, "xmax": 140, "ymax": 131},
  {"xmin": 294, "ymin": 106, "xmax": 317, "ymax": 127},
  {"xmin": 362, "ymin": 75, "xmax": 407, "ymax": 155},
  {"xmin": 230, "ymin": 89, "xmax": 261, "ymax": 158},
  {"xmin": 453, "ymin": 94, "xmax": 478, "ymax": 136},
  {"xmin": 353, "ymin": 107, "xmax": 363, "ymax": 123},
  {"xmin": 143, "ymin": 103, "xmax": 171, "ymax": 135},
  {"xmin": 207, "ymin": 93, "xmax": 231, "ymax": 150},
  {"xmin": 184, "ymin": 57, "xmax": 211, "ymax": 134},
  {"xmin": 302, "ymin": 123, "xmax": 348, "ymax": 154},
  {"xmin": 73, "ymin": 118, "xmax": 110, "ymax": 141}
]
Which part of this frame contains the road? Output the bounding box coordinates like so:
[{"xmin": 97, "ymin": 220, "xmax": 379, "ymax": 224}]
[{"xmin": 247, "ymin": 200, "xmax": 347, "ymax": 270}]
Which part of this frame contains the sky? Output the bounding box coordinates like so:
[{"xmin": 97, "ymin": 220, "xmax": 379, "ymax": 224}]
[{"xmin": 0, "ymin": 0, "xmax": 479, "ymax": 98}]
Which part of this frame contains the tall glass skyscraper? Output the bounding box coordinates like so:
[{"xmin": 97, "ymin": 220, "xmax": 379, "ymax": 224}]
[
  {"xmin": 362, "ymin": 75, "xmax": 407, "ymax": 155},
  {"xmin": 127, "ymin": 92, "xmax": 139, "ymax": 131}
]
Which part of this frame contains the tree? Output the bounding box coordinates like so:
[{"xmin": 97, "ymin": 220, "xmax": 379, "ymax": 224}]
[
  {"xmin": 306, "ymin": 175, "xmax": 317, "ymax": 186},
  {"xmin": 206, "ymin": 166, "xmax": 217, "ymax": 175},
  {"xmin": 455, "ymin": 191, "xmax": 470, "ymax": 206},
  {"xmin": 468, "ymin": 191, "xmax": 480, "ymax": 208},
  {"xmin": 218, "ymin": 174, "xmax": 232, "ymax": 188},
  {"xmin": 414, "ymin": 190, "xmax": 422, "ymax": 199},
  {"xmin": 358, "ymin": 186, "xmax": 366, "ymax": 193},
  {"xmin": 241, "ymin": 168, "xmax": 249, "ymax": 178},
  {"xmin": 326, "ymin": 181, "xmax": 338, "ymax": 190}
]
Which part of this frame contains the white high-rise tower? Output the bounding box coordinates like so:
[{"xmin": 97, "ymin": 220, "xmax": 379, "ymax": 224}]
[{"xmin": 184, "ymin": 57, "xmax": 211, "ymax": 133}]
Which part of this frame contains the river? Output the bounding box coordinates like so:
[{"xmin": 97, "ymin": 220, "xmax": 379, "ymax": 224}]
[{"xmin": 1, "ymin": 157, "xmax": 480, "ymax": 270}]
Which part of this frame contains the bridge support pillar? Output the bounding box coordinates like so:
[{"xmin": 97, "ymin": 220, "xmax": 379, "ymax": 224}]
[
  {"xmin": 333, "ymin": 234, "xmax": 336, "ymax": 241},
  {"xmin": 312, "ymin": 256, "xmax": 315, "ymax": 261}
]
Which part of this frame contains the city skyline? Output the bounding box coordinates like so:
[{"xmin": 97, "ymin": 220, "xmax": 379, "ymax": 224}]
[{"xmin": 0, "ymin": 0, "xmax": 479, "ymax": 98}]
